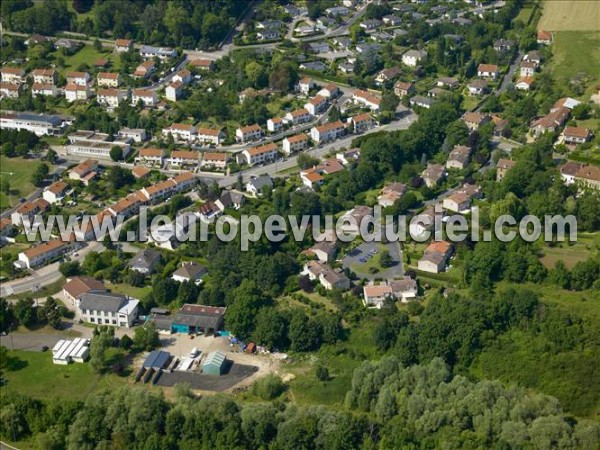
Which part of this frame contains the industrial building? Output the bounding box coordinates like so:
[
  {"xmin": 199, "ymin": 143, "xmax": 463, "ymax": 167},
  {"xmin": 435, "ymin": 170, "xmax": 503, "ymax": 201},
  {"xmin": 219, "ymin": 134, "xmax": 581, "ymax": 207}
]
[
  {"xmin": 150, "ymin": 304, "xmax": 226, "ymax": 335},
  {"xmin": 201, "ymin": 351, "xmax": 227, "ymax": 375}
]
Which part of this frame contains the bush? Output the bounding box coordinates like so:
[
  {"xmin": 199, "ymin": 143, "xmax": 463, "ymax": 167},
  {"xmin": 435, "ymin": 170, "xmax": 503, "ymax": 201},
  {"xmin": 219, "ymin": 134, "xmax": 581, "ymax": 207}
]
[
  {"xmin": 251, "ymin": 374, "xmax": 286, "ymax": 400},
  {"xmin": 316, "ymin": 366, "xmax": 329, "ymax": 381}
]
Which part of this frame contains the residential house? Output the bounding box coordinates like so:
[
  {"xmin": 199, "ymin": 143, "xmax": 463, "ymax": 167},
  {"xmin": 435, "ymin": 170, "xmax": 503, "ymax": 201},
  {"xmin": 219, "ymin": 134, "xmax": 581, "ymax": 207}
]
[
  {"xmin": 62, "ymin": 276, "xmax": 107, "ymax": 307},
  {"xmin": 390, "ymin": 277, "xmax": 418, "ymax": 303},
  {"xmin": 97, "ymin": 72, "xmax": 121, "ymax": 87},
  {"xmin": 417, "ymin": 241, "xmax": 453, "ymax": 273},
  {"xmin": 325, "ymin": 6, "xmax": 350, "ymax": 16},
  {"xmin": 352, "ymin": 89, "xmax": 381, "ymax": 111},
  {"xmin": 69, "ymin": 159, "xmax": 98, "ymax": 185},
  {"xmin": 79, "ymin": 291, "xmax": 139, "ymax": 328},
  {"xmin": 162, "ymin": 123, "xmax": 196, "ymax": 142},
  {"xmin": 303, "ymin": 261, "xmax": 350, "ymax": 291},
  {"xmin": 114, "ymin": 39, "xmax": 133, "ymax": 53},
  {"xmin": 0, "ymin": 67, "xmax": 26, "ymax": 84},
  {"xmin": 136, "ymin": 148, "xmax": 164, "ymax": 166},
  {"xmin": 215, "ymin": 190, "xmax": 245, "ymax": 211},
  {"xmin": 446, "ymin": 145, "xmax": 471, "ymax": 170},
  {"xmin": 197, "ymin": 201, "xmax": 221, "ymax": 223},
  {"xmin": 493, "ymin": 38, "xmax": 514, "ymax": 52},
  {"xmin": 132, "ymin": 166, "xmax": 151, "ymax": 179},
  {"xmin": 520, "ymin": 61, "xmax": 537, "ymax": 77},
  {"xmin": 363, "ymin": 284, "xmax": 393, "ymax": 308},
  {"xmin": 297, "ymin": 77, "xmax": 315, "ymax": 95},
  {"xmin": 477, "ymin": 64, "xmax": 500, "ymax": 79},
  {"xmin": 267, "ymin": 117, "xmax": 284, "ymax": 133},
  {"xmin": 32, "ymin": 68, "xmax": 57, "ymax": 85},
  {"xmin": 0, "ymin": 83, "xmax": 21, "ymax": 99},
  {"xmin": 523, "ymin": 50, "xmax": 542, "ymax": 65},
  {"xmin": 242, "ymin": 143, "xmax": 278, "ymax": 166},
  {"xmin": 11, "ymin": 198, "xmax": 50, "ymax": 227},
  {"xmin": 348, "ymin": 113, "xmax": 375, "ymax": 133},
  {"xmin": 309, "ymin": 42, "xmax": 330, "ymax": 53},
  {"xmin": 310, "ymin": 120, "xmax": 345, "ymax": 143},
  {"xmin": 64, "ymin": 83, "xmax": 92, "ymax": 102},
  {"xmin": 32, "ymin": 83, "xmax": 58, "ymax": 97},
  {"xmin": 317, "ymin": 83, "xmax": 341, "ymax": 99},
  {"xmin": 360, "ymin": 19, "xmax": 382, "ymax": 31},
  {"xmin": 421, "ymin": 163, "xmax": 446, "ymax": 187},
  {"xmin": 428, "ymin": 87, "xmax": 451, "ymax": 98},
  {"xmin": 496, "ymin": 159, "xmax": 516, "ymax": 181},
  {"xmin": 307, "ymin": 240, "xmax": 337, "ymax": 263},
  {"xmin": 197, "ymin": 127, "xmax": 224, "ymax": 145},
  {"xmin": 377, "ymin": 183, "xmax": 406, "ymax": 207},
  {"xmin": 16, "ymin": 239, "xmax": 71, "ymax": 269},
  {"xmin": 236, "ymin": 124, "xmax": 263, "ymax": 143},
  {"xmin": 382, "ymin": 15, "xmax": 402, "ymax": 26},
  {"xmin": 284, "ymin": 108, "xmax": 312, "ymax": 125},
  {"xmin": 257, "ymin": 29, "xmax": 281, "ymax": 41},
  {"xmin": 530, "ymin": 107, "xmax": 570, "ymax": 137},
  {"xmin": 131, "ymin": 89, "xmax": 158, "ymax": 107},
  {"xmin": 129, "ymin": 249, "xmax": 162, "ymax": 274},
  {"xmin": 190, "ymin": 59, "xmax": 215, "ymax": 71},
  {"xmin": 172, "ymin": 261, "xmax": 207, "ymax": 284},
  {"xmin": 282, "ymin": 134, "xmax": 309, "ymax": 154},
  {"xmin": 118, "ymin": 127, "xmax": 147, "ymax": 143},
  {"xmin": 304, "ymin": 95, "xmax": 328, "ymax": 116},
  {"xmin": 569, "ymin": 165, "xmax": 600, "ymax": 190},
  {"xmin": 563, "ymin": 126, "xmax": 592, "ymax": 145},
  {"xmin": 139, "ymin": 46, "xmax": 176, "ymax": 60},
  {"xmin": 402, "ymin": 49, "xmax": 427, "ymax": 67},
  {"xmin": 409, "ymin": 95, "xmax": 436, "ymax": 109},
  {"xmin": 65, "ymin": 71, "xmax": 90, "ymax": 86},
  {"xmin": 96, "ymin": 88, "xmax": 127, "ymax": 108},
  {"xmin": 437, "ymin": 77, "xmax": 460, "ymax": 89},
  {"xmin": 339, "ymin": 61, "xmax": 355, "ymax": 73},
  {"xmin": 200, "ymin": 152, "xmax": 228, "ymax": 171},
  {"xmin": 165, "ymin": 81, "xmax": 183, "ymax": 101},
  {"xmin": 515, "ymin": 77, "xmax": 534, "ymax": 91},
  {"xmin": 462, "ymin": 111, "xmax": 491, "ymax": 131},
  {"xmin": 54, "ymin": 38, "xmax": 80, "ymax": 51},
  {"xmin": 134, "ymin": 60, "xmax": 156, "ymax": 78},
  {"xmin": 467, "ymin": 79, "xmax": 488, "ymax": 96},
  {"xmin": 42, "ymin": 180, "xmax": 70, "ymax": 204},
  {"xmin": 168, "ymin": 150, "xmax": 200, "ymax": 167},
  {"xmin": 394, "ymin": 81, "xmax": 415, "ymax": 97},
  {"xmin": 246, "ymin": 175, "xmax": 273, "ymax": 197},
  {"xmin": 340, "ymin": 205, "xmax": 373, "ymax": 234},
  {"xmin": 375, "ymin": 67, "xmax": 401, "ymax": 84},
  {"xmin": 172, "ymin": 69, "xmax": 192, "ymax": 85},
  {"xmin": 537, "ymin": 29, "xmax": 553, "ymax": 45},
  {"xmin": 442, "ymin": 191, "xmax": 472, "ymax": 213}
]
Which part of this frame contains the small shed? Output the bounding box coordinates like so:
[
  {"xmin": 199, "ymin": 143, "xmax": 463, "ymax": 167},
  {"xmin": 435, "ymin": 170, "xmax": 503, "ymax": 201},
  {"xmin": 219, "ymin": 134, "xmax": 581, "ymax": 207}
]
[
  {"xmin": 201, "ymin": 351, "xmax": 227, "ymax": 376},
  {"xmin": 143, "ymin": 350, "xmax": 171, "ymax": 370}
]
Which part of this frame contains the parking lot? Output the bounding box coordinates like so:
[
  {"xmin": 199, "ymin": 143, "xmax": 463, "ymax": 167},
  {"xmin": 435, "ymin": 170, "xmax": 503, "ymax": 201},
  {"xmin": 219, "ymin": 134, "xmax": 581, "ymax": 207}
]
[{"xmin": 342, "ymin": 241, "xmax": 404, "ymax": 280}]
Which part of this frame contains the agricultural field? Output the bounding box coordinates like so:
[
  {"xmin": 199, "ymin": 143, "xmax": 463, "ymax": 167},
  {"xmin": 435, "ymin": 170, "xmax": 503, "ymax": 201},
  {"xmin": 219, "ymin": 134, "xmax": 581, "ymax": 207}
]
[
  {"xmin": 0, "ymin": 157, "xmax": 47, "ymax": 211},
  {"xmin": 538, "ymin": 0, "xmax": 600, "ymax": 31}
]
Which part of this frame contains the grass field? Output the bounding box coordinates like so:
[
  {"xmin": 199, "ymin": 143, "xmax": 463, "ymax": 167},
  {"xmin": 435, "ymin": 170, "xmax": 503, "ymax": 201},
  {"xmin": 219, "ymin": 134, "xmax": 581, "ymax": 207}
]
[
  {"xmin": 0, "ymin": 350, "xmax": 129, "ymax": 402},
  {"xmin": 288, "ymin": 322, "xmax": 379, "ymax": 407},
  {"xmin": 0, "ymin": 157, "xmax": 47, "ymax": 211},
  {"xmin": 538, "ymin": 0, "xmax": 600, "ymax": 31},
  {"xmin": 538, "ymin": 233, "xmax": 600, "ymax": 269},
  {"xmin": 106, "ymin": 282, "xmax": 152, "ymax": 300},
  {"xmin": 551, "ymin": 30, "xmax": 600, "ymax": 98},
  {"xmin": 53, "ymin": 46, "xmax": 120, "ymax": 71}
]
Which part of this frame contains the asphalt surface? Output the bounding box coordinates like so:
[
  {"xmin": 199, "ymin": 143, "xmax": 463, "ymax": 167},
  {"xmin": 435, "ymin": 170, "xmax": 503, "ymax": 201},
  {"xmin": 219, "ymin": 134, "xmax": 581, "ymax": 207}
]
[{"xmin": 343, "ymin": 240, "xmax": 404, "ymax": 281}]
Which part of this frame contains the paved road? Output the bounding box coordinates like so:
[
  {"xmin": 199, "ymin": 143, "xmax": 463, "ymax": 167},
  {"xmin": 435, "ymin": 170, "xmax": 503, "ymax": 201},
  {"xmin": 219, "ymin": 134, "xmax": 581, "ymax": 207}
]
[{"xmin": 497, "ymin": 51, "xmax": 524, "ymax": 95}]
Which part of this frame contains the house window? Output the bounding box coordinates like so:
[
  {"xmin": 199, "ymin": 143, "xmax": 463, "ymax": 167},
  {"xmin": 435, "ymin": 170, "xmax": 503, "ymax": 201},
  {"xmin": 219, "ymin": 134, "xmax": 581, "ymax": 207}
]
[
  {"xmin": 90, "ymin": 318, "xmax": 95, "ymax": 322},
  {"xmin": 112, "ymin": 320, "xmax": 116, "ymax": 325}
]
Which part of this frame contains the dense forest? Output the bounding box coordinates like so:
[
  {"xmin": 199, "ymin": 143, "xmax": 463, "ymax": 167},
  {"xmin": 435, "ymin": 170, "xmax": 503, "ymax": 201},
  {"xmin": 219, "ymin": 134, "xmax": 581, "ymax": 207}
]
[
  {"xmin": 1, "ymin": 0, "xmax": 246, "ymax": 49},
  {"xmin": 2, "ymin": 357, "xmax": 598, "ymax": 449}
]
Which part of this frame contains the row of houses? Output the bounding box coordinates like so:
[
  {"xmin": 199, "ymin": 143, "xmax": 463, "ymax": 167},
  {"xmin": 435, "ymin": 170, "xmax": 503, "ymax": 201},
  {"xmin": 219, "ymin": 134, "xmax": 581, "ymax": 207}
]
[{"xmin": 136, "ymin": 148, "xmax": 229, "ymax": 171}]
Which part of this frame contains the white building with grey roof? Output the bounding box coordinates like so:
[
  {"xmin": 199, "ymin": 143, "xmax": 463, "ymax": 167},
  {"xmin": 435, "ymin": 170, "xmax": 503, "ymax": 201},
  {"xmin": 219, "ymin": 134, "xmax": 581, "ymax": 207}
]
[{"xmin": 78, "ymin": 291, "xmax": 139, "ymax": 328}]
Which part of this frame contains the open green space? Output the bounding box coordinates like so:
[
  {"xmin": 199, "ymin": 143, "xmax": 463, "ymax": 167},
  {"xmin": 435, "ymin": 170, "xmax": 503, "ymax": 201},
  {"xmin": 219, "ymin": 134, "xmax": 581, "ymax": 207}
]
[
  {"xmin": 0, "ymin": 350, "xmax": 129, "ymax": 402},
  {"xmin": 288, "ymin": 322, "xmax": 379, "ymax": 407},
  {"xmin": 551, "ymin": 30, "xmax": 600, "ymax": 99},
  {"xmin": 106, "ymin": 282, "xmax": 152, "ymax": 301},
  {"xmin": 0, "ymin": 157, "xmax": 46, "ymax": 210},
  {"xmin": 538, "ymin": 233, "xmax": 600, "ymax": 269},
  {"xmin": 52, "ymin": 45, "xmax": 120, "ymax": 71}
]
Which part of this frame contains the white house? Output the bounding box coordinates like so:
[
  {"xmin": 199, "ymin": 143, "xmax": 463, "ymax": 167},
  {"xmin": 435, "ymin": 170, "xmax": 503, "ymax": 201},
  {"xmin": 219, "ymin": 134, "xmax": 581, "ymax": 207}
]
[
  {"xmin": 79, "ymin": 291, "xmax": 139, "ymax": 328},
  {"xmin": 197, "ymin": 127, "xmax": 224, "ymax": 145},
  {"xmin": 172, "ymin": 261, "xmax": 206, "ymax": 284},
  {"xmin": 97, "ymin": 89, "xmax": 127, "ymax": 108},
  {"xmin": 65, "ymin": 71, "xmax": 91, "ymax": 86},
  {"xmin": 200, "ymin": 152, "xmax": 228, "ymax": 170},
  {"xmin": 304, "ymin": 95, "xmax": 328, "ymax": 116},
  {"xmin": 297, "ymin": 77, "xmax": 315, "ymax": 95},
  {"xmin": 32, "ymin": 83, "xmax": 58, "ymax": 97},
  {"xmin": 43, "ymin": 180, "xmax": 70, "ymax": 204},
  {"xmin": 64, "ymin": 83, "xmax": 91, "ymax": 102},
  {"xmin": 282, "ymin": 134, "xmax": 309, "ymax": 154},
  {"xmin": 267, "ymin": 117, "xmax": 284, "ymax": 133},
  {"xmin": 402, "ymin": 49, "xmax": 427, "ymax": 67},
  {"xmin": 284, "ymin": 108, "xmax": 312, "ymax": 125},
  {"xmin": 477, "ymin": 64, "xmax": 500, "ymax": 79},
  {"xmin": 236, "ymin": 124, "xmax": 262, "ymax": 143},
  {"xmin": 310, "ymin": 120, "xmax": 345, "ymax": 143},
  {"xmin": 97, "ymin": 72, "xmax": 121, "ymax": 87},
  {"xmin": 162, "ymin": 123, "xmax": 196, "ymax": 142},
  {"xmin": 17, "ymin": 239, "xmax": 70, "ymax": 269},
  {"xmin": 242, "ymin": 143, "xmax": 278, "ymax": 166},
  {"xmin": 131, "ymin": 89, "xmax": 157, "ymax": 107}
]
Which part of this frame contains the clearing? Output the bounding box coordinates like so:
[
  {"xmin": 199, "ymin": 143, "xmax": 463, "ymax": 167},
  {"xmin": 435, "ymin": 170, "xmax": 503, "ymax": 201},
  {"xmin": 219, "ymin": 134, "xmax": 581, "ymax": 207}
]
[
  {"xmin": 0, "ymin": 157, "xmax": 47, "ymax": 211},
  {"xmin": 538, "ymin": 0, "xmax": 600, "ymax": 31},
  {"xmin": 0, "ymin": 350, "xmax": 128, "ymax": 401}
]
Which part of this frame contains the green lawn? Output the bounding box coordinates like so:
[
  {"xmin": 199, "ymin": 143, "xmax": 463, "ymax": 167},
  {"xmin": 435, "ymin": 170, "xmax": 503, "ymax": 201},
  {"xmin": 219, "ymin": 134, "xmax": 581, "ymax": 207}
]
[
  {"xmin": 54, "ymin": 45, "xmax": 120, "ymax": 72},
  {"xmin": 538, "ymin": 233, "xmax": 600, "ymax": 269},
  {"xmin": 106, "ymin": 282, "xmax": 152, "ymax": 300},
  {"xmin": 0, "ymin": 157, "xmax": 49, "ymax": 211},
  {"xmin": 551, "ymin": 31, "xmax": 600, "ymax": 99},
  {"xmin": 0, "ymin": 350, "xmax": 129, "ymax": 402}
]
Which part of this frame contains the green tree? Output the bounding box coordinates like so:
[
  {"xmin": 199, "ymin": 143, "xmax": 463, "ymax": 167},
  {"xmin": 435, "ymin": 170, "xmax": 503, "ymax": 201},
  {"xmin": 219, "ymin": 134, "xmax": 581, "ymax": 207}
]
[
  {"xmin": 109, "ymin": 146, "xmax": 123, "ymax": 162},
  {"xmin": 133, "ymin": 323, "xmax": 159, "ymax": 351},
  {"xmin": 316, "ymin": 365, "xmax": 329, "ymax": 381}
]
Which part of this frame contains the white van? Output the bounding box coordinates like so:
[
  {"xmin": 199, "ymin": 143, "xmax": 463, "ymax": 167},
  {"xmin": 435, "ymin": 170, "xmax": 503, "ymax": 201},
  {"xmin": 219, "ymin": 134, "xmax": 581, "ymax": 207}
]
[{"xmin": 190, "ymin": 348, "xmax": 199, "ymax": 358}]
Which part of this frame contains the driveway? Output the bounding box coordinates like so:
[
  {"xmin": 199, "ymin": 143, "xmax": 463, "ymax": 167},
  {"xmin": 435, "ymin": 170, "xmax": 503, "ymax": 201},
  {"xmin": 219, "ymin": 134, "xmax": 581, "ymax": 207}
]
[{"xmin": 342, "ymin": 240, "xmax": 403, "ymax": 281}]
